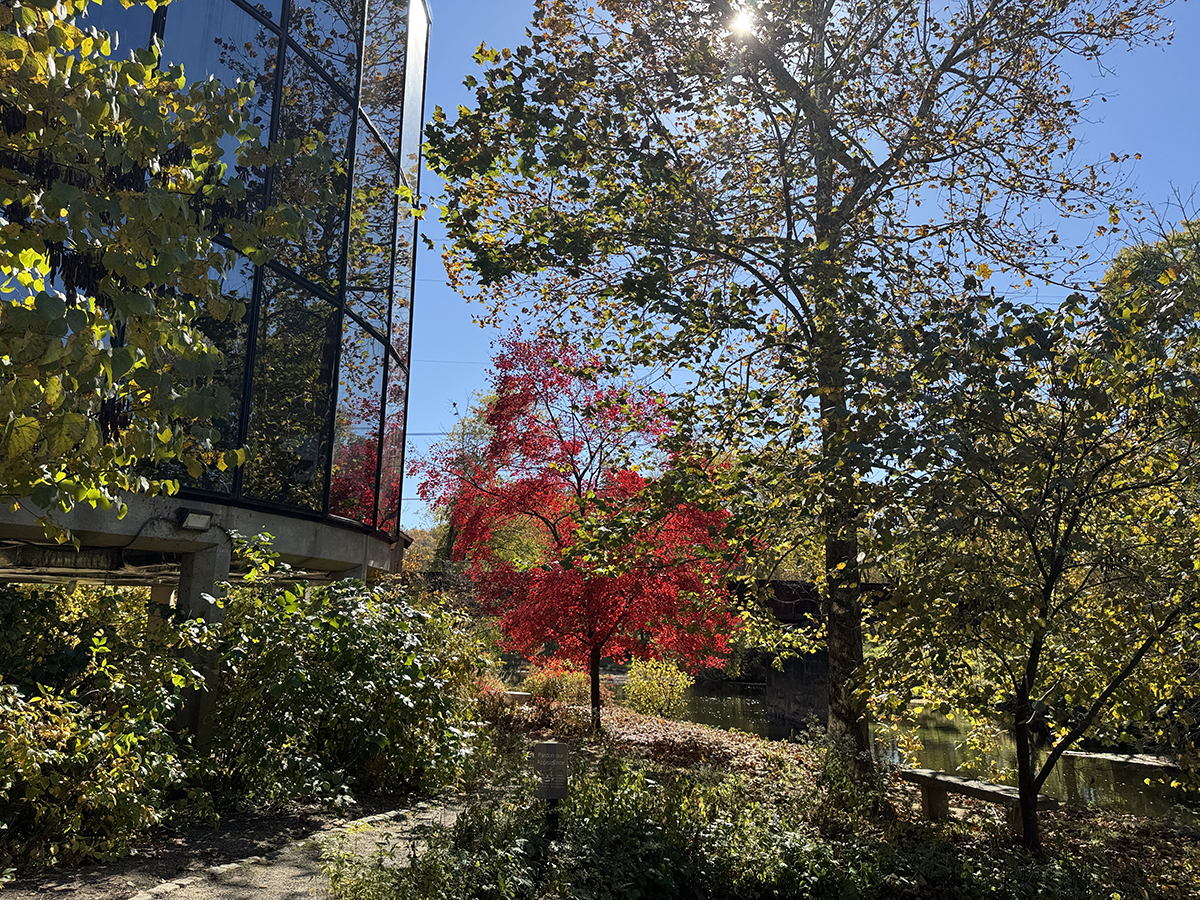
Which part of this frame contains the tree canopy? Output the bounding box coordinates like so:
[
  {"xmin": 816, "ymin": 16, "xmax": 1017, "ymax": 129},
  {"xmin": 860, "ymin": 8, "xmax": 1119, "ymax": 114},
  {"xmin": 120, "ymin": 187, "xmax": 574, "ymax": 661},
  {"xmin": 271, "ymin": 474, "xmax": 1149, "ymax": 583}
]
[
  {"xmin": 426, "ymin": 0, "xmax": 1172, "ymax": 758},
  {"xmin": 872, "ymin": 224, "xmax": 1200, "ymax": 849},
  {"xmin": 416, "ymin": 335, "xmax": 737, "ymax": 730},
  {"xmin": 0, "ymin": 0, "xmax": 320, "ymax": 534}
]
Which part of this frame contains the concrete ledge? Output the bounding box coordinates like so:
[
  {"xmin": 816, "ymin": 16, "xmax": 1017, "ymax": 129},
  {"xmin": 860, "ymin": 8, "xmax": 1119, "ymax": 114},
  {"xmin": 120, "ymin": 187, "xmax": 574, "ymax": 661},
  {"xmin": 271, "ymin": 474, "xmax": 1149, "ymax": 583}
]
[{"xmin": 0, "ymin": 493, "xmax": 393, "ymax": 582}]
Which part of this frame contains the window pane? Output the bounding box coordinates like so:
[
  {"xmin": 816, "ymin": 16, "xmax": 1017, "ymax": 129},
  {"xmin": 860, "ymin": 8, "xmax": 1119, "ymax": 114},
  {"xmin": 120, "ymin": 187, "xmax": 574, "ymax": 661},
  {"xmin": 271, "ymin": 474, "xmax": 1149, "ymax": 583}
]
[
  {"xmin": 288, "ymin": 0, "xmax": 362, "ymax": 90},
  {"xmin": 242, "ymin": 272, "xmax": 337, "ymax": 510},
  {"xmin": 398, "ymin": 0, "xmax": 428, "ymax": 189},
  {"xmin": 377, "ymin": 351, "xmax": 408, "ymax": 536},
  {"xmin": 390, "ymin": 211, "xmax": 415, "ymax": 345},
  {"xmin": 347, "ymin": 119, "xmax": 397, "ymax": 294},
  {"xmin": 270, "ymin": 49, "xmax": 351, "ymax": 290},
  {"xmin": 329, "ymin": 318, "xmax": 385, "ymax": 525},
  {"xmin": 161, "ymin": 257, "xmax": 254, "ymax": 493},
  {"xmin": 359, "ymin": 0, "xmax": 407, "ymax": 152},
  {"xmin": 161, "ymin": 1, "xmax": 279, "ymax": 210},
  {"xmin": 345, "ymin": 289, "xmax": 387, "ymax": 341},
  {"xmin": 78, "ymin": 1, "xmax": 154, "ymax": 57}
]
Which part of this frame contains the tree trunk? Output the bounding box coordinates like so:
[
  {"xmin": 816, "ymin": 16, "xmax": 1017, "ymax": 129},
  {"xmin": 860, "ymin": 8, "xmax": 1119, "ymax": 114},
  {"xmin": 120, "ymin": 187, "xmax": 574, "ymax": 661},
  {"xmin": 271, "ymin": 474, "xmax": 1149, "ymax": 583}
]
[
  {"xmin": 589, "ymin": 645, "xmax": 602, "ymax": 733},
  {"xmin": 1013, "ymin": 693, "xmax": 1042, "ymax": 852},
  {"xmin": 806, "ymin": 0, "xmax": 871, "ymax": 768},
  {"xmin": 824, "ymin": 495, "xmax": 869, "ymax": 764},
  {"xmin": 816, "ymin": 314, "xmax": 871, "ymax": 769}
]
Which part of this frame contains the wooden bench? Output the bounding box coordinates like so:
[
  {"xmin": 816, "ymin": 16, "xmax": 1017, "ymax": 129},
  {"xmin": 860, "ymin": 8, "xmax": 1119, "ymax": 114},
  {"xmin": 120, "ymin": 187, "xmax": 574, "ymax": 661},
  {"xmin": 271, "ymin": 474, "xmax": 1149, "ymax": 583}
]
[{"xmin": 896, "ymin": 768, "xmax": 1059, "ymax": 835}]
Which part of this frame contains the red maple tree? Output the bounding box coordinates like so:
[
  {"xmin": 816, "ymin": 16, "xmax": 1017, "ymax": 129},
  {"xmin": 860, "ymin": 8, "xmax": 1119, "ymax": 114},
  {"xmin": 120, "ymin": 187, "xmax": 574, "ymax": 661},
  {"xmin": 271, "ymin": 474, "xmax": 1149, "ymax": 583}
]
[{"xmin": 415, "ymin": 335, "xmax": 737, "ymax": 729}]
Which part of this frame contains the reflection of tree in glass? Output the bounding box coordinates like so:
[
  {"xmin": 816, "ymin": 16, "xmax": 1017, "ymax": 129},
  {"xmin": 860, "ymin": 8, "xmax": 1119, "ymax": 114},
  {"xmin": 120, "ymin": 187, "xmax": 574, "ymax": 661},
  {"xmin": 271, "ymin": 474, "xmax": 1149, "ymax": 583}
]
[
  {"xmin": 376, "ymin": 353, "xmax": 408, "ymax": 534},
  {"xmin": 208, "ymin": 30, "xmax": 278, "ymax": 211},
  {"xmin": 345, "ymin": 130, "xmax": 395, "ymax": 300},
  {"xmin": 269, "ymin": 53, "xmax": 350, "ymax": 289},
  {"xmin": 159, "ymin": 261, "xmax": 254, "ymax": 494},
  {"xmin": 185, "ymin": 3, "xmax": 349, "ymax": 289},
  {"xmin": 359, "ymin": 0, "xmax": 409, "ymax": 148},
  {"xmin": 289, "ymin": 0, "xmax": 361, "ymax": 88},
  {"xmin": 242, "ymin": 275, "xmax": 338, "ymax": 510},
  {"xmin": 329, "ymin": 318, "xmax": 386, "ymax": 525}
]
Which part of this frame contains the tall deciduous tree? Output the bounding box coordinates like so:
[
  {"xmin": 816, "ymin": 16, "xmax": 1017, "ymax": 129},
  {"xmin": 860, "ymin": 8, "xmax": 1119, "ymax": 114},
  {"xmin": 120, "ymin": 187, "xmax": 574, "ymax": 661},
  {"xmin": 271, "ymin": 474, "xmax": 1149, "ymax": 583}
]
[
  {"xmin": 874, "ymin": 254, "xmax": 1200, "ymax": 849},
  {"xmin": 425, "ymin": 0, "xmax": 1171, "ymax": 761},
  {"xmin": 0, "ymin": 0, "xmax": 320, "ymax": 534},
  {"xmin": 415, "ymin": 335, "xmax": 736, "ymax": 731}
]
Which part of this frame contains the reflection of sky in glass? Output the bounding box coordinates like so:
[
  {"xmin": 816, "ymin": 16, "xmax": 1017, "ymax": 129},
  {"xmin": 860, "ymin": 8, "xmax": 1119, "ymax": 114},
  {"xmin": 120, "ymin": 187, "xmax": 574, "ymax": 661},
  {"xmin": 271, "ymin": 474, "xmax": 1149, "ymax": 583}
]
[
  {"xmin": 162, "ymin": 2, "xmax": 278, "ymax": 206},
  {"xmin": 399, "ymin": 0, "xmax": 428, "ymax": 188},
  {"xmin": 78, "ymin": 2, "xmax": 154, "ymax": 56}
]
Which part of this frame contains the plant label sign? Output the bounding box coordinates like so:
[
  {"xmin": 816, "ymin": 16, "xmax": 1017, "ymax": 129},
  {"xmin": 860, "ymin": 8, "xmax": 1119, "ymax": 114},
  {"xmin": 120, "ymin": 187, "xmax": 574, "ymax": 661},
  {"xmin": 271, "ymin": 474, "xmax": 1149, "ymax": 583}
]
[{"xmin": 533, "ymin": 741, "xmax": 569, "ymax": 799}]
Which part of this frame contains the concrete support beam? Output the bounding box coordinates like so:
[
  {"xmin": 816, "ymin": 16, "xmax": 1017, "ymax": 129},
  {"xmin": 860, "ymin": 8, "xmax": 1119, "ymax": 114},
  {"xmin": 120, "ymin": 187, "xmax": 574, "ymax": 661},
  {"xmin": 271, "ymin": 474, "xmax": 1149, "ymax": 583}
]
[
  {"xmin": 147, "ymin": 583, "xmax": 173, "ymax": 641},
  {"xmin": 173, "ymin": 539, "xmax": 232, "ymax": 752}
]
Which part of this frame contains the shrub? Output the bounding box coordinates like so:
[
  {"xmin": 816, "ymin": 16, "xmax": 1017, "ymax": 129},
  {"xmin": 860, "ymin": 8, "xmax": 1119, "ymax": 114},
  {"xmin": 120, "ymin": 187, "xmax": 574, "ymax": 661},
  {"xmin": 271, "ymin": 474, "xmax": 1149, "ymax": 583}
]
[
  {"xmin": 520, "ymin": 659, "xmax": 591, "ymax": 704},
  {"xmin": 0, "ymin": 584, "xmax": 216, "ymax": 876},
  {"xmin": 325, "ymin": 745, "xmax": 1188, "ymax": 900},
  {"xmin": 623, "ymin": 657, "xmax": 693, "ymax": 718},
  {"xmin": 209, "ymin": 580, "xmax": 483, "ymax": 805},
  {"xmin": 324, "ymin": 754, "xmax": 842, "ymax": 900},
  {"xmin": 0, "ymin": 686, "xmax": 188, "ymax": 876}
]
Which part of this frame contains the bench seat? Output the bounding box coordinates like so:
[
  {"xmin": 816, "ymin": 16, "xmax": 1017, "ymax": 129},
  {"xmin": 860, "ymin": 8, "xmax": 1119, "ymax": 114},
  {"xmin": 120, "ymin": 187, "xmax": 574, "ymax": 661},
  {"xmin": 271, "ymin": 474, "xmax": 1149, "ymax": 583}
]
[{"xmin": 896, "ymin": 767, "xmax": 1059, "ymax": 835}]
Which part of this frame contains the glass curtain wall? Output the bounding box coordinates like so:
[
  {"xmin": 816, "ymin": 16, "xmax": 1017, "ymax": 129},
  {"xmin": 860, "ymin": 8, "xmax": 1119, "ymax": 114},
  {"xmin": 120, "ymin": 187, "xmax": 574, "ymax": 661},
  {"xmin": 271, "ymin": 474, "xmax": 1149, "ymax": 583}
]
[{"xmin": 89, "ymin": 0, "xmax": 428, "ymax": 540}]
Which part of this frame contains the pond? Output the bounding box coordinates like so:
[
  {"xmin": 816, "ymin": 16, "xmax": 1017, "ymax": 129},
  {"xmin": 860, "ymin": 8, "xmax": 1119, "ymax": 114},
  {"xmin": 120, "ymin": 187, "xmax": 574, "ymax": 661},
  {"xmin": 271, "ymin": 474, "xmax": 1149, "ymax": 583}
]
[{"xmin": 680, "ymin": 683, "xmax": 1199, "ymax": 822}]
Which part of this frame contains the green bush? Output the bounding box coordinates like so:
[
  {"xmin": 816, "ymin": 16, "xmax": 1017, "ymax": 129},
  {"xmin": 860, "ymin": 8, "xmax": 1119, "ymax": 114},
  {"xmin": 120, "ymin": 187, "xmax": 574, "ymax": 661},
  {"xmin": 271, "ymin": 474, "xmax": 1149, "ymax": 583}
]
[
  {"xmin": 623, "ymin": 657, "xmax": 693, "ymax": 718},
  {"xmin": 324, "ymin": 754, "xmax": 841, "ymax": 900},
  {"xmin": 0, "ymin": 685, "xmax": 187, "ymax": 876},
  {"xmin": 519, "ymin": 659, "xmax": 591, "ymax": 704},
  {"xmin": 0, "ymin": 584, "xmax": 215, "ymax": 876},
  {"xmin": 210, "ymin": 580, "xmax": 483, "ymax": 805}
]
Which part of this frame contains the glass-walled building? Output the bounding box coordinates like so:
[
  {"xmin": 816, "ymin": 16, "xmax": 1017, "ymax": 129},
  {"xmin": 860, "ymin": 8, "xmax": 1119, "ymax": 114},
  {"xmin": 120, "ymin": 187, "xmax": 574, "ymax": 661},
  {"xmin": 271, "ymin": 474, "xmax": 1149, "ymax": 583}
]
[{"xmin": 86, "ymin": 0, "xmax": 429, "ymax": 542}]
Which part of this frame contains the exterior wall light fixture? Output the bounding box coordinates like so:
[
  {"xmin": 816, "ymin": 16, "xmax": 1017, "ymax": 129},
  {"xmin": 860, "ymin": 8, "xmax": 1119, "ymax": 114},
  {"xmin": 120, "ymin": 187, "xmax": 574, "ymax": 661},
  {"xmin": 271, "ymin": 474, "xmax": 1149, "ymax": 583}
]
[{"xmin": 176, "ymin": 508, "xmax": 215, "ymax": 531}]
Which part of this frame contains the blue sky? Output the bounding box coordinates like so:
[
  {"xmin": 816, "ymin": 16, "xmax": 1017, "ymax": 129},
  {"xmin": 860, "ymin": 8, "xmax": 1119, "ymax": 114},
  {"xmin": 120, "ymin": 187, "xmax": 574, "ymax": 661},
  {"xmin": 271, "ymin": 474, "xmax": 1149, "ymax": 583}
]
[{"xmin": 400, "ymin": 0, "xmax": 1200, "ymax": 529}]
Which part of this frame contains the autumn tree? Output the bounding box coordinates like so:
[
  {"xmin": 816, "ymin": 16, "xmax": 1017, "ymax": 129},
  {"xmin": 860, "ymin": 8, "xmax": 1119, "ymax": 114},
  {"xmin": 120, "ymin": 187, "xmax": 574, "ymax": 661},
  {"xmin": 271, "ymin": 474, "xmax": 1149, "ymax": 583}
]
[
  {"xmin": 416, "ymin": 335, "xmax": 737, "ymax": 731},
  {"xmin": 872, "ymin": 254, "xmax": 1200, "ymax": 849},
  {"xmin": 0, "ymin": 0, "xmax": 324, "ymax": 534},
  {"xmin": 425, "ymin": 0, "xmax": 1171, "ymax": 760}
]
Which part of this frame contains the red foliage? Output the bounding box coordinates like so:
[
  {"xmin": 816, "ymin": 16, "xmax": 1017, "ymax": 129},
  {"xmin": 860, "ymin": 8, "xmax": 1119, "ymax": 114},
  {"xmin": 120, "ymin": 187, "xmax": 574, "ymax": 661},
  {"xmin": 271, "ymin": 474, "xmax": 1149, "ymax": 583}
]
[{"xmin": 415, "ymin": 334, "xmax": 737, "ymax": 687}]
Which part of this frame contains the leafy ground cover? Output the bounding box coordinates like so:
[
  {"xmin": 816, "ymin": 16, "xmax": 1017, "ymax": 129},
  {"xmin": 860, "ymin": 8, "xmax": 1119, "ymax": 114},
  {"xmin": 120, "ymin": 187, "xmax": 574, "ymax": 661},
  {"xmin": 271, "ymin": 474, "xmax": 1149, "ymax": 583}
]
[{"xmin": 325, "ymin": 702, "xmax": 1200, "ymax": 900}]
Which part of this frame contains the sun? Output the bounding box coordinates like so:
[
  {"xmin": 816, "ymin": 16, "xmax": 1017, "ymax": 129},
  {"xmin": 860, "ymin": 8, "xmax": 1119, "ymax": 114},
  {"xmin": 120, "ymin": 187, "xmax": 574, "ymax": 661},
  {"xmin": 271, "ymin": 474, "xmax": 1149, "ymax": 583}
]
[{"xmin": 730, "ymin": 9, "xmax": 754, "ymax": 35}]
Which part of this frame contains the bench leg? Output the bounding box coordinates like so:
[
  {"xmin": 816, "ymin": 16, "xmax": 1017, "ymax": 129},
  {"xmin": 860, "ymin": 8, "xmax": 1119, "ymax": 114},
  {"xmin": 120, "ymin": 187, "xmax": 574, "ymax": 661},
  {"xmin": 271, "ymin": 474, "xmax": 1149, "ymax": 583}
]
[{"xmin": 921, "ymin": 785, "xmax": 950, "ymax": 821}]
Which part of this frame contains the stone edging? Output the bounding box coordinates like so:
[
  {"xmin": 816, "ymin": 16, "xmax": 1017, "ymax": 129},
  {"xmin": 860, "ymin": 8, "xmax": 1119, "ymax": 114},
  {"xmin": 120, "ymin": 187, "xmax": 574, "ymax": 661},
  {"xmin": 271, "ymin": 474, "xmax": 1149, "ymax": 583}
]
[{"xmin": 122, "ymin": 809, "xmax": 408, "ymax": 900}]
